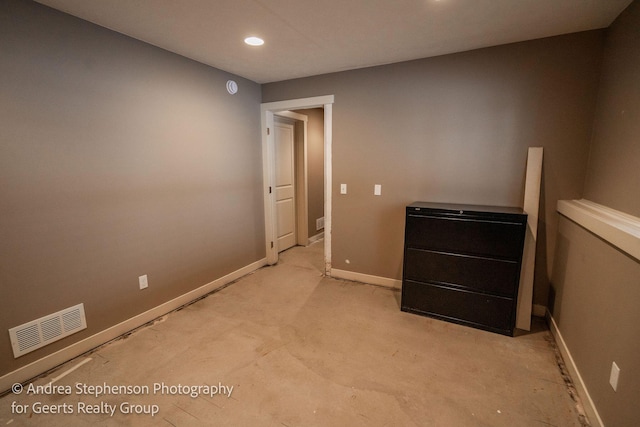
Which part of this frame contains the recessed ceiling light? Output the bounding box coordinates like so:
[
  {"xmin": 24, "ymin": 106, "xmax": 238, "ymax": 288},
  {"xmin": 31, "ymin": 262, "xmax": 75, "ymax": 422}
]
[{"xmin": 244, "ymin": 36, "xmax": 264, "ymax": 46}]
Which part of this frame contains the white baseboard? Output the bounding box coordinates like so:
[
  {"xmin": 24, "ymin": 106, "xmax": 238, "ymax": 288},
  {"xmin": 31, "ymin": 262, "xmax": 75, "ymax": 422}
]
[
  {"xmin": 546, "ymin": 310, "xmax": 604, "ymax": 427},
  {"xmin": 0, "ymin": 257, "xmax": 267, "ymax": 394},
  {"xmin": 308, "ymin": 232, "xmax": 324, "ymax": 245},
  {"xmin": 330, "ymin": 268, "xmax": 402, "ymax": 289}
]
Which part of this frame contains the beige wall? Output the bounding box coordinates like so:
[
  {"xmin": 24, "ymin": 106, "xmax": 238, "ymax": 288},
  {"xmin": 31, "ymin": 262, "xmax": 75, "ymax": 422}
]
[
  {"xmin": 551, "ymin": 218, "xmax": 639, "ymax": 426},
  {"xmin": 550, "ymin": 2, "xmax": 640, "ymax": 426},
  {"xmin": 0, "ymin": 1, "xmax": 264, "ymax": 374},
  {"xmin": 294, "ymin": 108, "xmax": 325, "ymax": 239},
  {"xmin": 263, "ymin": 31, "xmax": 604, "ymax": 306},
  {"xmin": 583, "ymin": 1, "xmax": 640, "ymax": 217}
]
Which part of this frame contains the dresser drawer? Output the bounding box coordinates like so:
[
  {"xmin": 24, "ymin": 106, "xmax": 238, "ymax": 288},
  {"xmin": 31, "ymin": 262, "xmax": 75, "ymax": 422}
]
[
  {"xmin": 405, "ymin": 214, "xmax": 525, "ymax": 260},
  {"xmin": 401, "ymin": 280, "xmax": 515, "ymax": 335},
  {"xmin": 403, "ymin": 248, "xmax": 519, "ymax": 297}
]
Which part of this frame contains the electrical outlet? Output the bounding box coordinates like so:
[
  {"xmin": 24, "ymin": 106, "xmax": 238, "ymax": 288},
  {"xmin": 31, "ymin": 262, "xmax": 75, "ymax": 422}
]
[
  {"xmin": 609, "ymin": 362, "xmax": 620, "ymax": 391},
  {"xmin": 139, "ymin": 274, "xmax": 148, "ymax": 290},
  {"xmin": 374, "ymin": 184, "xmax": 382, "ymax": 196}
]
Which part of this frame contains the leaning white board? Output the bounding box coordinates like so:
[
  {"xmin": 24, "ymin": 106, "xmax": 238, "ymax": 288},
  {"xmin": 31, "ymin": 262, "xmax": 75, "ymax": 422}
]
[{"xmin": 516, "ymin": 147, "xmax": 543, "ymax": 331}]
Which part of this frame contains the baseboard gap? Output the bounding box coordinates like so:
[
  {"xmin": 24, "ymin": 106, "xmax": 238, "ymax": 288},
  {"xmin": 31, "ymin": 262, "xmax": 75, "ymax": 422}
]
[{"xmin": 546, "ymin": 310, "xmax": 604, "ymax": 427}]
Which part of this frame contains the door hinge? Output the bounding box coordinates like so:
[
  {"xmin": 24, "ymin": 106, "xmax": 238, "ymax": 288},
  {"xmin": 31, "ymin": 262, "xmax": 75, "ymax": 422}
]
[
  {"xmin": 267, "ymin": 127, "xmax": 270, "ymax": 135},
  {"xmin": 270, "ymin": 241, "xmax": 274, "ymax": 249},
  {"xmin": 269, "ymin": 186, "xmax": 272, "ymax": 194}
]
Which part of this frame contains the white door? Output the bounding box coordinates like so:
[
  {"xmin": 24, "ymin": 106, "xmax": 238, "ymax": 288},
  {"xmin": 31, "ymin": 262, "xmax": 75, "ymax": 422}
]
[{"xmin": 275, "ymin": 119, "xmax": 296, "ymax": 252}]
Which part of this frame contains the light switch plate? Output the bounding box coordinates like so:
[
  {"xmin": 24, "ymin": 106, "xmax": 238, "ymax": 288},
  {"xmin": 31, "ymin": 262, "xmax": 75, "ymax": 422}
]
[
  {"xmin": 609, "ymin": 361, "xmax": 620, "ymax": 391},
  {"xmin": 374, "ymin": 184, "xmax": 382, "ymax": 196},
  {"xmin": 139, "ymin": 274, "xmax": 148, "ymax": 290},
  {"xmin": 340, "ymin": 184, "xmax": 347, "ymax": 194}
]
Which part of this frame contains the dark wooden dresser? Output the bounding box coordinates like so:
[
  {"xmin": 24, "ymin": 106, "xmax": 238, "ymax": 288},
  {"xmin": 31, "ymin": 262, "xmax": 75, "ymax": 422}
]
[{"xmin": 401, "ymin": 202, "xmax": 527, "ymax": 336}]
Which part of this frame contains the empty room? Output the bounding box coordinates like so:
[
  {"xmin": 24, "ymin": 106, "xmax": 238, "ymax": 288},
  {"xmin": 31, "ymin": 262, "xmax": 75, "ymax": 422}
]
[{"xmin": 1, "ymin": 1, "xmax": 638, "ymax": 426}]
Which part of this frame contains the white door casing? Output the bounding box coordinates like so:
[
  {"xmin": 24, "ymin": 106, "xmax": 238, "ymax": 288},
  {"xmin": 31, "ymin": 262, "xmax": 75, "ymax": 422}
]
[
  {"xmin": 261, "ymin": 95, "xmax": 334, "ymax": 271},
  {"xmin": 274, "ymin": 119, "xmax": 296, "ymax": 252}
]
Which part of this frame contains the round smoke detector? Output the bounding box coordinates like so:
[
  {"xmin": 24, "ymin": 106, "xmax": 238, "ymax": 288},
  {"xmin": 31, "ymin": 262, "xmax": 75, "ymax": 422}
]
[{"xmin": 226, "ymin": 80, "xmax": 238, "ymax": 95}]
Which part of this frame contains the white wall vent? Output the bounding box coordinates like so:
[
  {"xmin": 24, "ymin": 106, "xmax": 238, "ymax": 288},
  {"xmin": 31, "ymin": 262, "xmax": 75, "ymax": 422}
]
[
  {"xmin": 8, "ymin": 303, "xmax": 87, "ymax": 358},
  {"xmin": 316, "ymin": 217, "xmax": 325, "ymax": 231}
]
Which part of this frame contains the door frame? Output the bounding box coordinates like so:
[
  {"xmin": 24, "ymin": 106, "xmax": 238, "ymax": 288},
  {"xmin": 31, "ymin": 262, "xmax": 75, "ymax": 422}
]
[{"xmin": 261, "ymin": 95, "xmax": 334, "ymax": 274}]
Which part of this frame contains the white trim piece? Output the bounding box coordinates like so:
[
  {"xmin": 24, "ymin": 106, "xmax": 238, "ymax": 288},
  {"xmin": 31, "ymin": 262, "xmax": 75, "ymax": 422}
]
[
  {"xmin": 0, "ymin": 257, "xmax": 267, "ymax": 393},
  {"xmin": 262, "ymin": 109, "xmax": 278, "ymax": 264},
  {"xmin": 323, "ymin": 103, "xmax": 333, "ymax": 276},
  {"xmin": 275, "ymin": 110, "xmax": 308, "ymax": 123},
  {"xmin": 308, "ymin": 232, "xmax": 324, "ymax": 245},
  {"xmin": 524, "ymin": 147, "xmax": 544, "ymax": 237},
  {"xmin": 547, "ymin": 310, "xmax": 604, "ymax": 427},
  {"xmin": 49, "ymin": 357, "xmax": 92, "ymax": 384},
  {"xmin": 301, "ymin": 117, "xmax": 309, "ymax": 247},
  {"xmin": 516, "ymin": 147, "xmax": 543, "ymax": 331},
  {"xmin": 300, "ymin": 115, "xmax": 310, "ymax": 247},
  {"xmin": 557, "ymin": 199, "xmax": 640, "ymax": 261},
  {"xmin": 331, "ymin": 268, "xmax": 402, "ymax": 289},
  {"xmin": 262, "ymin": 95, "xmax": 335, "ymax": 113}
]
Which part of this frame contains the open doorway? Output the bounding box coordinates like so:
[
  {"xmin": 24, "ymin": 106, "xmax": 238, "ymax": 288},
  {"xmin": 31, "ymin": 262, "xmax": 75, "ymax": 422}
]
[
  {"xmin": 274, "ymin": 109, "xmax": 326, "ymax": 253},
  {"xmin": 261, "ymin": 95, "xmax": 334, "ymax": 274}
]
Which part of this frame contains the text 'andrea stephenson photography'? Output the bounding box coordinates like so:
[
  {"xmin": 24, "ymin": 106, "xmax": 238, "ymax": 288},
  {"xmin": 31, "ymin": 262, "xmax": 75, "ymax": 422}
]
[{"xmin": 8, "ymin": 381, "xmax": 235, "ymax": 418}]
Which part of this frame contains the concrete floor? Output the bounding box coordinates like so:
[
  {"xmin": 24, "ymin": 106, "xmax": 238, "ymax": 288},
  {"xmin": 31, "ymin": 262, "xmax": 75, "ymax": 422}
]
[{"xmin": 1, "ymin": 242, "xmax": 587, "ymax": 426}]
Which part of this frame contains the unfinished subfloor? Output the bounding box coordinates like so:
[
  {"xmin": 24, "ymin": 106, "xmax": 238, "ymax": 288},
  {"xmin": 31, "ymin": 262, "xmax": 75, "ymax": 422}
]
[{"xmin": 1, "ymin": 242, "xmax": 587, "ymax": 426}]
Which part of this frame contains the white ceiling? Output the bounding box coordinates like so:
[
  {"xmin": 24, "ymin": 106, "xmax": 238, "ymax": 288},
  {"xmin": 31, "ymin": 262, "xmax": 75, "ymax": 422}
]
[{"xmin": 35, "ymin": 0, "xmax": 632, "ymax": 84}]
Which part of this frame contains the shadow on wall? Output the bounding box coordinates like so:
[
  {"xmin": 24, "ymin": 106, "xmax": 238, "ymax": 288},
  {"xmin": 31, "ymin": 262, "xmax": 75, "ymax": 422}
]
[
  {"xmin": 533, "ymin": 169, "xmax": 549, "ymax": 308},
  {"xmin": 375, "ymin": 204, "xmax": 406, "ymax": 286},
  {"xmin": 548, "ymin": 232, "xmax": 569, "ymax": 319}
]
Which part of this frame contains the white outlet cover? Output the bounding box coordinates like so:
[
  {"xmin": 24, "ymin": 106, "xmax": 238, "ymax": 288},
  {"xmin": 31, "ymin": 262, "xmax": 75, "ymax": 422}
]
[
  {"xmin": 609, "ymin": 361, "xmax": 620, "ymax": 391},
  {"xmin": 374, "ymin": 184, "xmax": 382, "ymax": 195},
  {"xmin": 139, "ymin": 274, "xmax": 149, "ymax": 290}
]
